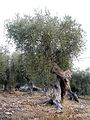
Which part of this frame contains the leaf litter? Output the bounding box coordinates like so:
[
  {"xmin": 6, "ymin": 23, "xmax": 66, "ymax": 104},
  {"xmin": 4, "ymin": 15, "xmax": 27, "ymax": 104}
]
[{"xmin": 0, "ymin": 91, "xmax": 90, "ymax": 120}]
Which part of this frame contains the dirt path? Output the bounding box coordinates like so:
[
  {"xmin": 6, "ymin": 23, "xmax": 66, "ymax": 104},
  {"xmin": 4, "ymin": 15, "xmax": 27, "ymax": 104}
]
[{"xmin": 0, "ymin": 91, "xmax": 90, "ymax": 120}]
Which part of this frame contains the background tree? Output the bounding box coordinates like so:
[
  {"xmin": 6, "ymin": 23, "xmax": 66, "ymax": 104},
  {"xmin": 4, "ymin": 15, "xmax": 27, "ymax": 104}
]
[
  {"xmin": 0, "ymin": 46, "xmax": 10, "ymax": 90},
  {"xmin": 71, "ymin": 69, "xmax": 90, "ymax": 95},
  {"xmin": 10, "ymin": 52, "xmax": 27, "ymax": 86}
]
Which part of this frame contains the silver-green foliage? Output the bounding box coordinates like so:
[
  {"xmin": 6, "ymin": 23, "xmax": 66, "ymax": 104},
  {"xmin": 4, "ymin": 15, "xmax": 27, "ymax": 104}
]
[{"xmin": 5, "ymin": 10, "xmax": 86, "ymax": 83}]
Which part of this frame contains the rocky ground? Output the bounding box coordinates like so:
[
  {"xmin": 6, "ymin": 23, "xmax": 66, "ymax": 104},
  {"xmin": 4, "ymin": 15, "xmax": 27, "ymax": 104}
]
[{"xmin": 0, "ymin": 91, "xmax": 90, "ymax": 120}]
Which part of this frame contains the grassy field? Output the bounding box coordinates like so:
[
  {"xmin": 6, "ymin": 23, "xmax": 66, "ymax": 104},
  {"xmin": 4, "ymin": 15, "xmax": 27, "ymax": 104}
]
[{"xmin": 0, "ymin": 91, "xmax": 90, "ymax": 120}]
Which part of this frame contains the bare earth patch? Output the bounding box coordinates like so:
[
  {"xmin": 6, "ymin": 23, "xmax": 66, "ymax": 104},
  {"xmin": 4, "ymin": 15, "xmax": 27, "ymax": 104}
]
[{"xmin": 0, "ymin": 91, "xmax": 90, "ymax": 120}]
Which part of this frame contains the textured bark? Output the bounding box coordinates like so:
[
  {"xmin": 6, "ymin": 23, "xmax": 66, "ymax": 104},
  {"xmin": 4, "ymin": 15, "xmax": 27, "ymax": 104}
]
[{"xmin": 51, "ymin": 63, "xmax": 79, "ymax": 102}]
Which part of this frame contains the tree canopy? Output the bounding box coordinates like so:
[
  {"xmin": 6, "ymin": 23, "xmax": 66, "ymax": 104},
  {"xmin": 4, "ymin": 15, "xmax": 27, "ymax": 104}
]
[{"xmin": 5, "ymin": 10, "xmax": 86, "ymax": 84}]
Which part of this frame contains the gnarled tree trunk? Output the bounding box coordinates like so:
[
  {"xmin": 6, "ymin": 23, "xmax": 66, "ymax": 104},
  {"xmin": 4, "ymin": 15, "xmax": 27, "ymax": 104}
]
[{"xmin": 51, "ymin": 63, "xmax": 79, "ymax": 102}]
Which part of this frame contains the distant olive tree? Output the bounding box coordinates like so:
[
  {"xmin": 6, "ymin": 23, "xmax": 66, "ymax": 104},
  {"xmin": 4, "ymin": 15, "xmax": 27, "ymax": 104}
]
[
  {"xmin": 72, "ymin": 69, "xmax": 90, "ymax": 95},
  {"xmin": 0, "ymin": 46, "xmax": 10, "ymax": 90}
]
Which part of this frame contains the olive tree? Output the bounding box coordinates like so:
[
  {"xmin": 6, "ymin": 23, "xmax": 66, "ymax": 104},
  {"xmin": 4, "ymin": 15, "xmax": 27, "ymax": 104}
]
[{"xmin": 5, "ymin": 10, "xmax": 86, "ymax": 84}]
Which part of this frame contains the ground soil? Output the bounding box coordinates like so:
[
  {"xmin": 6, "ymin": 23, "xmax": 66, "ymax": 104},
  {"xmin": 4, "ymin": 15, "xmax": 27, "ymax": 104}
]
[{"xmin": 0, "ymin": 91, "xmax": 90, "ymax": 120}]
